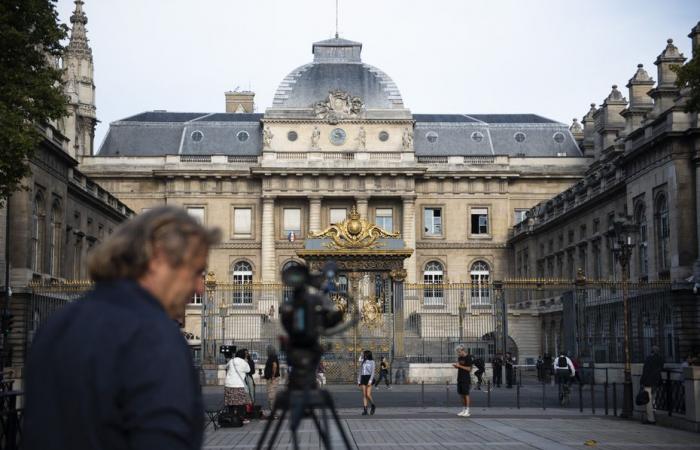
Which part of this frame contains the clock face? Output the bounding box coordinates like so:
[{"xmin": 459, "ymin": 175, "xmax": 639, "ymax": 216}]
[{"xmin": 329, "ymin": 128, "xmax": 346, "ymax": 145}]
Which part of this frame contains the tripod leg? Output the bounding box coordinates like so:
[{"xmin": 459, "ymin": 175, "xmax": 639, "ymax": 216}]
[
  {"xmin": 320, "ymin": 390, "xmax": 353, "ymax": 450},
  {"xmin": 309, "ymin": 410, "xmax": 333, "ymax": 450},
  {"xmin": 257, "ymin": 401, "xmax": 287, "ymax": 450}
]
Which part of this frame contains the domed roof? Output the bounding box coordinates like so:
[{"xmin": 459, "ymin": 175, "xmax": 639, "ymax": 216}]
[{"xmin": 272, "ymin": 37, "xmax": 404, "ymax": 110}]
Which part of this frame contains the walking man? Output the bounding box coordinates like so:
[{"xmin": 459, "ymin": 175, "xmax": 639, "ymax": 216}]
[
  {"xmin": 24, "ymin": 207, "xmax": 220, "ymax": 450},
  {"xmin": 474, "ymin": 356, "xmax": 485, "ymax": 390},
  {"xmin": 453, "ymin": 345, "xmax": 473, "ymax": 417},
  {"xmin": 492, "ymin": 354, "xmax": 503, "ymax": 387},
  {"xmin": 264, "ymin": 345, "xmax": 281, "ymax": 418},
  {"xmin": 640, "ymin": 346, "xmax": 664, "ymax": 424}
]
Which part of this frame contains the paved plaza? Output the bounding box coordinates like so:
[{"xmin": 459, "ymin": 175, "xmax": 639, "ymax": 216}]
[{"xmin": 203, "ymin": 407, "xmax": 700, "ymax": 449}]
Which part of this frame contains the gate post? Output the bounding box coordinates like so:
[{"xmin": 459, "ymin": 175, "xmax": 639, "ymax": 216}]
[
  {"xmin": 390, "ymin": 268, "xmax": 407, "ymax": 384},
  {"xmin": 201, "ymin": 271, "xmax": 218, "ymax": 384},
  {"xmin": 575, "ymin": 269, "xmax": 587, "ymax": 361},
  {"xmin": 493, "ymin": 281, "xmax": 506, "ymax": 356}
]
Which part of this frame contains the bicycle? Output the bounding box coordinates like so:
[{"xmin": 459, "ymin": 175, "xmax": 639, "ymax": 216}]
[{"xmin": 559, "ymin": 381, "xmax": 570, "ymax": 406}]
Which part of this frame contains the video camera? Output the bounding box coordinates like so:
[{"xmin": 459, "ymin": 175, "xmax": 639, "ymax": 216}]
[
  {"xmin": 279, "ymin": 262, "xmax": 356, "ymax": 389},
  {"xmin": 219, "ymin": 345, "xmax": 236, "ymax": 359}
]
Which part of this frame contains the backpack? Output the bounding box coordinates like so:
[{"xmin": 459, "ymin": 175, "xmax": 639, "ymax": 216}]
[
  {"xmin": 217, "ymin": 410, "xmax": 243, "ymax": 428},
  {"xmin": 556, "ymin": 356, "xmax": 568, "ymax": 369}
]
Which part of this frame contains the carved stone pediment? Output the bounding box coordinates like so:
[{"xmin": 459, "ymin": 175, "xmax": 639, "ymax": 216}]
[{"xmin": 313, "ymin": 90, "xmax": 363, "ymax": 123}]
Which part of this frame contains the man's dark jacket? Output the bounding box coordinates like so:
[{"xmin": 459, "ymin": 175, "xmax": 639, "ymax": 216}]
[
  {"xmin": 23, "ymin": 280, "xmax": 204, "ymax": 450},
  {"xmin": 640, "ymin": 352, "xmax": 665, "ymax": 387}
]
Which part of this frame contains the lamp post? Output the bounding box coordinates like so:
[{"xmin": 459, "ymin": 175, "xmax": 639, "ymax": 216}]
[{"xmin": 606, "ymin": 217, "xmax": 638, "ymax": 419}]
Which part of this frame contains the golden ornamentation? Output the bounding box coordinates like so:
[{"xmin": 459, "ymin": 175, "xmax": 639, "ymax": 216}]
[
  {"xmin": 389, "ymin": 269, "xmax": 407, "ymax": 282},
  {"xmin": 330, "ymin": 292, "xmax": 350, "ymax": 315},
  {"xmin": 309, "ymin": 205, "xmax": 399, "ymax": 249},
  {"xmin": 360, "ymin": 295, "xmax": 383, "ymax": 328},
  {"xmin": 205, "ymin": 271, "xmax": 217, "ymax": 291}
]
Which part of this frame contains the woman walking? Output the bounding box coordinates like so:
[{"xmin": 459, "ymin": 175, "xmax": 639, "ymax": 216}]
[
  {"xmin": 225, "ymin": 349, "xmax": 252, "ymax": 424},
  {"xmin": 357, "ymin": 350, "xmax": 376, "ymax": 415}
]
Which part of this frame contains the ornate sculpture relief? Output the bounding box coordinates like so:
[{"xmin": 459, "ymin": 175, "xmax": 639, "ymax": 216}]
[
  {"xmin": 311, "ymin": 126, "xmax": 321, "ymax": 149},
  {"xmin": 309, "ymin": 204, "xmax": 399, "ymax": 249},
  {"xmin": 402, "ymin": 127, "xmax": 414, "ymax": 151},
  {"xmin": 263, "ymin": 127, "xmax": 273, "ymax": 149},
  {"xmin": 313, "ymin": 90, "xmax": 363, "ymax": 123},
  {"xmin": 355, "ymin": 127, "xmax": 366, "ymax": 150}
]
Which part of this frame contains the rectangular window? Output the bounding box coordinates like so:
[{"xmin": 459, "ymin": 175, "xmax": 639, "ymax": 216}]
[
  {"xmin": 424, "ymin": 208, "xmax": 442, "ymax": 236},
  {"xmin": 375, "ymin": 208, "xmax": 393, "ymax": 231},
  {"xmin": 471, "ymin": 208, "xmax": 489, "ymax": 235},
  {"xmin": 329, "ymin": 208, "xmax": 347, "ymax": 224},
  {"xmin": 283, "ymin": 208, "xmax": 301, "ymax": 238},
  {"xmin": 514, "ymin": 209, "xmax": 528, "ymax": 225},
  {"xmin": 233, "ymin": 208, "xmax": 252, "ymax": 236},
  {"xmin": 186, "ymin": 207, "xmax": 205, "ymax": 224}
]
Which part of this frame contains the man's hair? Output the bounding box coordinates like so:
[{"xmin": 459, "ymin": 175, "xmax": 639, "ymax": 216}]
[
  {"xmin": 88, "ymin": 206, "xmax": 221, "ymax": 282},
  {"xmin": 456, "ymin": 345, "xmax": 465, "ymax": 353},
  {"xmin": 266, "ymin": 344, "xmax": 277, "ymax": 357},
  {"xmin": 651, "ymin": 345, "xmax": 660, "ymax": 355}
]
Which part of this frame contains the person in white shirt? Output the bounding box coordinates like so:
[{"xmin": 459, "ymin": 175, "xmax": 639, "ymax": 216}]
[
  {"xmin": 552, "ymin": 352, "xmax": 575, "ymax": 386},
  {"xmin": 225, "ymin": 349, "xmax": 252, "ymax": 424},
  {"xmin": 357, "ymin": 350, "xmax": 376, "ymax": 415}
]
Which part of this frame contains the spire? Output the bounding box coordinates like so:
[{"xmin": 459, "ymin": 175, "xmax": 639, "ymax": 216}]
[{"xmin": 67, "ymin": 0, "xmax": 92, "ymax": 60}]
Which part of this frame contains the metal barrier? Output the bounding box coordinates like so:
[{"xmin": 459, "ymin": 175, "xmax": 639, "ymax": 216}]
[{"xmin": 0, "ymin": 382, "xmax": 22, "ymax": 450}]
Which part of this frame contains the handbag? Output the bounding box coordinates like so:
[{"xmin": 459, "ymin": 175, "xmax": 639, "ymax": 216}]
[
  {"xmin": 217, "ymin": 410, "xmax": 243, "ymax": 428},
  {"xmin": 635, "ymin": 387, "xmax": 650, "ymax": 406}
]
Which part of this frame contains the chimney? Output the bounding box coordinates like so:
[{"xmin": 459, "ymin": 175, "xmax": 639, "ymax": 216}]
[
  {"xmin": 581, "ymin": 103, "xmax": 597, "ymax": 158},
  {"xmin": 621, "ymin": 64, "xmax": 654, "ymax": 136},
  {"xmin": 593, "ymin": 85, "xmax": 627, "ymax": 156},
  {"xmin": 690, "ymin": 22, "xmax": 700, "ymax": 58},
  {"xmin": 225, "ymin": 90, "xmax": 255, "ymax": 113},
  {"xmin": 569, "ymin": 118, "xmax": 584, "ymax": 148},
  {"xmin": 647, "ymin": 39, "xmax": 686, "ymax": 119}
]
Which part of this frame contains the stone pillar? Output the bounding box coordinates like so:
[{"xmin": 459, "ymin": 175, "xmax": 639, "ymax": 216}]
[
  {"xmin": 402, "ymin": 196, "xmax": 417, "ymax": 283},
  {"xmin": 261, "ymin": 196, "xmax": 276, "ymax": 282},
  {"xmin": 309, "ymin": 196, "xmax": 322, "ymax": 233},
  {"xmin": 390, "ymin": 268, "xmax": 407, "ymax": 384},
  {"xmin": 356, "ymin": 196, "xmax": 369, "ymax": 219}
]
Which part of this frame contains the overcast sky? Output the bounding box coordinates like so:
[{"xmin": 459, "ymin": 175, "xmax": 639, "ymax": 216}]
[{"xmin": 55, "ymin": 0, "xmax": 700, "ymax": 151}]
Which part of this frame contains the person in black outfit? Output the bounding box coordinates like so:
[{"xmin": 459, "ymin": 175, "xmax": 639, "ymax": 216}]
[
  {"xmin": 543, "ymin": 353, "xmax": 553, "ymax": 384},
  {"xmin": 505, "ymin": 352, "xmax": 515, "ymax": 388},
  {"xmin": 373, "ymin": 356, "xmax": 391, "ymax": 388},
  {"xmin": 640, "ymin": 346, "xmax": 665, "ymax": 424},
  {"xmin": 536, "ymin": 355, "xmax": 544, "ymax": 382},
  {"xmin": 23, "ymin": 206, "xmax": 220, "ymax": 450},
  {"xmin": 453, "ymin": 345, "xmax": 473, "ymax": 417},
  {"xmin": 491, "ymin": 354, "xmax": 503, "ymax": 387},
  {"xmin": 473, "ymin": 357, "xmax": 485, "ymax": 390}
]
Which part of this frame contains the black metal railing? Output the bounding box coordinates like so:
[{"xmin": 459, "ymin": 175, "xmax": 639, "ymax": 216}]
[
  {"xmin": 654, "ymin": 369, "xmax": 686, "ymax": 416},
  {"xmin": 0, "ymin": 384, "xmax": 22, "ymax": 450}
]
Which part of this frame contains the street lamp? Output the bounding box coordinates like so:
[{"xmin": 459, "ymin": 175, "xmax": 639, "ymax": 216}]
[{"xmin": 606, "ymin": 216, "xmax": 638, "ymax": 419}]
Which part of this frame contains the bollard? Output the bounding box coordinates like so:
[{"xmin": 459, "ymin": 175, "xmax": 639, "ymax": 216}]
[
  {"xmin": 590, "ymin": 379, "xmax": 596, "ymax": 414},
  {"xmin": 542, "ymin": 382, "xmax": 546, "ymax": 410},
  {"xmin": 604, "ymin": 382, "xmax": 609, "ymax": 416},
  {"xmin": 421, "ymin": 380, "xmax": 425, "ymax": 408},
  {"xmin": 578, "ymin": 382, "xmax": 584, "ymax": 413},
  {"xmin": 445, "ymin": 380, "xmax": 449, "ymax": 406},
  {"xmin": 612, "ymin": 382, "xmax": 617, "ymax": 416},
  {"xmin": 516, "ymin": 384, "xmax": 521, "ymax": 409},
  {"xmin": 487, "ymin": 380, "xmax": 491, "ymax": 407}
]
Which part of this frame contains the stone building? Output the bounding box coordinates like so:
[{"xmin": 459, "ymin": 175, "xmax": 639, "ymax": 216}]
[
  {"xmin": 0, "ymin": 0, "xmax": 132, "ymax": 374},
  {"xmin": 78, "ymin": 33, "xmax": 592, "ymax": 363},
  {"xmin": 509, "ymin": 25, "xmax": 700, "ymax": 362}
]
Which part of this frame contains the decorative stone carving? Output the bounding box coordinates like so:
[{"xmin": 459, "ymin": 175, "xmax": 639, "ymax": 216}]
[
  {"xmin": 263, "ymin": 127, "xmax": 273, "ymax": 149},
  {"xmin": 309, "ymin": 204, "xmax": 400, "ymax": 249},
  {"xmin": 313, "ymin": 90, "xmax": 363, "ymax": 123},
  {"xmin": 402, "ymin": 128, "xmax": 413, "ymax": 150},
  {"xmin": 355, "ymin": 127, "xmax": 366, "ymax": 150},
  {"xmin": 311, "ymin": 126, "xmax": 321, "ymax": 149},
  {"xmin": 389, "ymin": 269, "xmax": 407, "ymax": 282}
]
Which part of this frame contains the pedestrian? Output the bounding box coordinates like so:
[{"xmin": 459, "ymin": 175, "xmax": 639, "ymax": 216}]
[
  {"xmin": 358, "ymin": 350, "xmax": 377, "ymax": 415},
  {"xmin": 263, "ymin": 344, "xmax": 280, "ymax": 419},
  {"xmin": 492, "ymin": 354, "xmax": 503, "ymax": 387},
  {"xmin": 453, "ymin": 345, "xmax": 473, "ymax": 417},
  {"xmin": 225, "ymin": 349, "xmax": 252, "ymax": 425},
  {"xmin": 244, "ymin": 349, "xmax": 256, "ymax": 415},
  {"xmin": 23, "ymin": 206, "xmax": 220, "ymax": 450},
  {"xmin": 374, "ymin": 356, "xmax": 391, "ymax": 388},
  {"xmin": 505, "ymin": 352, "xmax": 515, "ymax": 388},
  {"xmin": 474, "ymin": 356, "xmax": 485, "ymax": 390},
  {"xmin": 536, "ymin": 355, "xmax": 544, "ymax": 382},
  {"xmin": 640, "ymin": 345, "xmax": 664, "ymax": 425},
  {"xmin": 317, "ymin": 358, "xmax": 327, "ymax": 386},
  {"xmin": 572, "ymin": 356, "xmax": 583, "ymax": 385},
  {"xmin": 553, "ymin": 351, "xmax": 575, "ymax": 387},
  {"xmin": 543, "ymin": 353, "xmax": 553, "ymax": 384}
]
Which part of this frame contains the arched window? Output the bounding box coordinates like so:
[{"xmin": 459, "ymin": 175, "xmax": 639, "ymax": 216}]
[
  {"xmin": 49, "ymin": 200, "xmax": 62, "ymax": 277},
  {"xmin": 655, "ymin": 194, "xmax": 670, "ymax": 272},
  {"xmin": 423, "ymin": 261, "xmax": 444, "ymax": 305},
  {"xmin": 470, "ymin": 260, "xmax": 490, "ymax": 306},
  {"xmin": 635, "ymin": 203, "xmax": 648, "ymax": 278},
  {"xmin": 231, "ymin": 261, "xmax": 253, "ymax": 304},
  {"xmin": 31, "ymin": 193, "xmax": 46, "ymax": 273}
]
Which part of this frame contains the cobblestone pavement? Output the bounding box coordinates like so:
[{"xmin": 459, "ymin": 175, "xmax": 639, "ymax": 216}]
[{"xmin": 202, "ymin": 407, "xmax": 700, "ymax": 449}]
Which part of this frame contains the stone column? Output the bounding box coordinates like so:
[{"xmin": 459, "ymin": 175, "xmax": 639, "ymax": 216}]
[
  {"xmin": 402, "ymin": 196, "xmax": 417, "ymax": 283},
  {"xmin": 261, "ymin": 196, "xmax": 276, "ymax": 282},
  {"xmin": 356, "ymin": 196, "xmax": 369, "ymax": 219},
  {"xmin": 309, "ymin": 196, "xmax": 322, "ymax": 233}
]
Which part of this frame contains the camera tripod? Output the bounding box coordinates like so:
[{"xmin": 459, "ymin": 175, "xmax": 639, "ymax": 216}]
[{"xmin": 255, "ymin": 385, "xmax": 352, "ymax": 450}]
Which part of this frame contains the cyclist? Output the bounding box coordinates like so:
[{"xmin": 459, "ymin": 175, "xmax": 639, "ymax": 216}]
[{"xmin": 553, "ymin": 351, "xmax": 575, "ymax": 404}]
